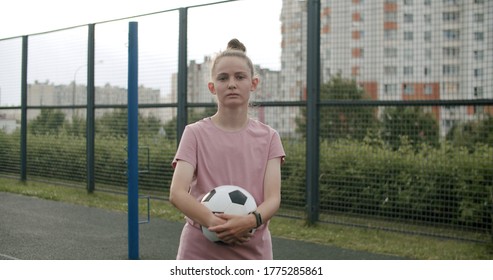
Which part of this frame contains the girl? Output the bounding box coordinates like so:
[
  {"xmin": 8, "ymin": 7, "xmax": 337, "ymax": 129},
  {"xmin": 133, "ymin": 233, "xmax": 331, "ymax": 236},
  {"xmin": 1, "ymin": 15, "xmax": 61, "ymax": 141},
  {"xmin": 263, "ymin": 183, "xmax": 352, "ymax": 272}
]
[{"xmin": 169, "ymin": 39, "xmax": 285, "ymax": 260}]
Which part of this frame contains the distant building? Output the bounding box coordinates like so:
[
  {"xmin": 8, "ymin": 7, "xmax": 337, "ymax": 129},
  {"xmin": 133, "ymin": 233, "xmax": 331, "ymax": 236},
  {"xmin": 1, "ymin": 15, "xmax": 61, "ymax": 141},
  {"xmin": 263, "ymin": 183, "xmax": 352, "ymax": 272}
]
[
  {"xmin": 280, "ymin": 0, "xmax": 493, "ymax": 137},
  {"xmin": 27, "ymin": 80, "xmax": 161, "ymax": 121},
  {"xmin": 0, "ymin": 113, "xmax": 18, "ymax": 134}
]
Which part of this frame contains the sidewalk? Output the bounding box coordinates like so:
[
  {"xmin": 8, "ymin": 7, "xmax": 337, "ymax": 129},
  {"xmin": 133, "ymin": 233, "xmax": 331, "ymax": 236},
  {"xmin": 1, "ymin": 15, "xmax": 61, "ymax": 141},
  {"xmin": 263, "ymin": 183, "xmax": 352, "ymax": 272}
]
[{"xmin": 0, "ymin": 192, "xmax": 404, "ymax": 260}]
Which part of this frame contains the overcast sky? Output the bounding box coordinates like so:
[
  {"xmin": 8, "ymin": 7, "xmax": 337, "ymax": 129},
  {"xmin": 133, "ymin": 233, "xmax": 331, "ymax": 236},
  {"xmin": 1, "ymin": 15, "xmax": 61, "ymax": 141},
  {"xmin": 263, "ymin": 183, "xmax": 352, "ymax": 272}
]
[
  {"xmin": 0, "ymin": 0, "xmax": 237, "ymax": 39},
  {"xmin": 0, "ymin": 0, "xmax": 283, "ymax": 105}
]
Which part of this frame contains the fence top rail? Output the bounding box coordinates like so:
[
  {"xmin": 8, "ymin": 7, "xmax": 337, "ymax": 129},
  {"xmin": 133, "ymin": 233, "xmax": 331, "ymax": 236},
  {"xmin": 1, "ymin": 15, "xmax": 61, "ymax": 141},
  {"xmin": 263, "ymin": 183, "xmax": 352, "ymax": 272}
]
[
  {"xmin": 0, "ymin": 0, "xmax": 240, "ymax": 41},
  {"xmin": 2, "ymin": 98, "xmax": 493, "ymax": 111},
  {"xmin": 319, "ymin": 99, "xmax": 493, "ymax": 107}
]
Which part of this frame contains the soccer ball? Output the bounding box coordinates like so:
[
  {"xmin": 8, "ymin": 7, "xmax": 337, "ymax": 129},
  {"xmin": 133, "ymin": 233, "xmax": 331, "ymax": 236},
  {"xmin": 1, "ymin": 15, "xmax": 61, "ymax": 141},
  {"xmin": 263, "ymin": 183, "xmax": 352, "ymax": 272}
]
[{"xmin": 200, "ymin": 185, "xmax": 257, "ymax": 242}]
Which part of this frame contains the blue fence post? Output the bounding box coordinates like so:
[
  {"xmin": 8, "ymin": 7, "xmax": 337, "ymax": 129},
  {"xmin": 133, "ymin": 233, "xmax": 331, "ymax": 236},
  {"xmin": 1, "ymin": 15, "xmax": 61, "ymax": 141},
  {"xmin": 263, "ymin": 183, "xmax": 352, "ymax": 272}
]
[{"xmin": 127, "ymin": 21, "xmax": 139, "ymax": 260}]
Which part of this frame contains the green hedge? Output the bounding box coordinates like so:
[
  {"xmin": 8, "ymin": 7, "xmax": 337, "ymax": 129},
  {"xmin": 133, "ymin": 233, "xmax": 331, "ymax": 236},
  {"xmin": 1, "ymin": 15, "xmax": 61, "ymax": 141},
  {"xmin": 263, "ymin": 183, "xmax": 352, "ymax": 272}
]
[
  {"xmin": 281, "ymin": 138, "xmax": 492, "ymax": 228},
  {"xmin": 1, "ymin": 132, "xmax": 491, "ymax": 229}
]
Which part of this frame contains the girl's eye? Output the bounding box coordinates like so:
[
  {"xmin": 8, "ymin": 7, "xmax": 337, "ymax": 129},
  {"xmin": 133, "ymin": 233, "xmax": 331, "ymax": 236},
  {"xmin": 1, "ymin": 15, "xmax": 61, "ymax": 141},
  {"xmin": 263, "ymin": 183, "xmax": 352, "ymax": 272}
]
[{"xmin": 236, "ymin": 75, "xmax": 245, "ymax": 80}]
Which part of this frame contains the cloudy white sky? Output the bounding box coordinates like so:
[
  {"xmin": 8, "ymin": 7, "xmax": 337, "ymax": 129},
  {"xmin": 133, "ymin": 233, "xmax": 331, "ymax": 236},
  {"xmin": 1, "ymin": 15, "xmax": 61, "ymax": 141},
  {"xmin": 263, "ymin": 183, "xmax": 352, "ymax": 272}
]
[
  {"xmin": 0, "ymin": 0, "xmax": 256, "ymax": 39},
  {"xmin": 0, "ymin": 0, "xmax": 283, "ymax": 105}
]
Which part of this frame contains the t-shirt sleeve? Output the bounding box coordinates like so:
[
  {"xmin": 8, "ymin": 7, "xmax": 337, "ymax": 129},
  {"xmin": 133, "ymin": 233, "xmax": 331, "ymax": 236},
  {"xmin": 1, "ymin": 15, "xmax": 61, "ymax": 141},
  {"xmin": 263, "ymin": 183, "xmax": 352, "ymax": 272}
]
[
  {"xmin": 172, "ymin": 125, "xmax": 197, "ymax": 169},
  {"xmin": 269, "ymin": 130, "xmax": 286, "ymax": 164}
]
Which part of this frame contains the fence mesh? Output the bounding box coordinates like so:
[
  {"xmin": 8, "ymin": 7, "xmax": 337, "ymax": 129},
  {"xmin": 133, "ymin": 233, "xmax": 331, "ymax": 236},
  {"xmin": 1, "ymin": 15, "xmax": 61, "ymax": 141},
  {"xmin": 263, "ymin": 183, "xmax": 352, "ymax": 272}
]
[{"xmin": 0, "ymin": 0, "xmax": 492, "ymax": 242}]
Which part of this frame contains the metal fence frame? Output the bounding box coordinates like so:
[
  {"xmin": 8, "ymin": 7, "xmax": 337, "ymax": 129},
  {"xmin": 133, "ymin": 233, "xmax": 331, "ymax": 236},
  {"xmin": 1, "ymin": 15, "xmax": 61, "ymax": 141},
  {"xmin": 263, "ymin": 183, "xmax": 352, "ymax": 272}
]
[{"xmin": 1, "ymin": 0, "xmax": 492, "ymax": 243}]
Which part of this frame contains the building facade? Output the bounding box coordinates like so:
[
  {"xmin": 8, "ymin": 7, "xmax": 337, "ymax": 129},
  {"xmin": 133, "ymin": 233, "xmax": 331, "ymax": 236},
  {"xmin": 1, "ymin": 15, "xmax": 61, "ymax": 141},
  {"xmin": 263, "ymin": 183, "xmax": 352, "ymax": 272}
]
[{"xmin": 280, "ymin": 0, "xmax": 493, "ymax": 137}]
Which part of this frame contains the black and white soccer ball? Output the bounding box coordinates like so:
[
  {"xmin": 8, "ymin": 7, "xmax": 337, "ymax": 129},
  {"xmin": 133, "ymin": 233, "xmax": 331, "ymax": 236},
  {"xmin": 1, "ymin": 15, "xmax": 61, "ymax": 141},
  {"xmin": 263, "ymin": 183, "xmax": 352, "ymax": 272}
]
[{"xmin": 200, "ymin": 185, "xmax": 257, "ymax": 242}]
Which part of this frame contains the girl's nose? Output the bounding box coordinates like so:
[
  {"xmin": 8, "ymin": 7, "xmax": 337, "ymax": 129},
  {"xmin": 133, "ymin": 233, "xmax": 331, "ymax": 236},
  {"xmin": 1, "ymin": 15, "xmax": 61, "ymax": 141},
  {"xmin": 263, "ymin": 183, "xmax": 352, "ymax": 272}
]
[{"xmin": 228, "ymin": 82, "xmax": 236, "ymax": 89}]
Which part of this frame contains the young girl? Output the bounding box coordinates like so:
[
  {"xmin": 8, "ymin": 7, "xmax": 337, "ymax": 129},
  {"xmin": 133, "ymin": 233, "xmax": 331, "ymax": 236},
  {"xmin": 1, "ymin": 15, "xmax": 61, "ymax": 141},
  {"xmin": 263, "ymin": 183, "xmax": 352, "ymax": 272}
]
[{"xmin": 169, "ymin": 39, "xmax": 285, "ymax": 260}]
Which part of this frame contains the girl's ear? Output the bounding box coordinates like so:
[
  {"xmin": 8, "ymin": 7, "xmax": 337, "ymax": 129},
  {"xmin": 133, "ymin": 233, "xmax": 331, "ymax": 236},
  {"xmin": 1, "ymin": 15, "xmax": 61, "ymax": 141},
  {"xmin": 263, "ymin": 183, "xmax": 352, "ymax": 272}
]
[
  {"xmin": 250, "ymin": 77, "xmax": 259, "ymax": 91},
  {"xmin": 208, "ymin": 82, "xmax": 216, "ymax": 94}
]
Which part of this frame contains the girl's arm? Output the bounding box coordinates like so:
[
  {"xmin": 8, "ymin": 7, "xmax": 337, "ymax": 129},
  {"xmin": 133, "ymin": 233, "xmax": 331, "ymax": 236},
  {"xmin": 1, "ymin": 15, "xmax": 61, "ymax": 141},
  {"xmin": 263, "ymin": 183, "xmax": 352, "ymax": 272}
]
[
  {"xmin": 254, "ymin": 156, "xmax": 282, "ymax": 225},
  {"xmin": 210, "ymin": 157, "xmax": 282, "ymax": 244},
  {"xmin": 169, "ymin": 160, "xmax": 225, "ymax": 228}
]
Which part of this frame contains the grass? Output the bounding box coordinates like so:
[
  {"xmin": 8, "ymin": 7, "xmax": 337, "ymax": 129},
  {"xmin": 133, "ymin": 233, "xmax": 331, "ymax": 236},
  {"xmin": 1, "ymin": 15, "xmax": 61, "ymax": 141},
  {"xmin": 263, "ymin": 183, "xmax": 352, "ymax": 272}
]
[{"xmin": 1, "ymin": 177, "xmax": 492, "ymax": 260}]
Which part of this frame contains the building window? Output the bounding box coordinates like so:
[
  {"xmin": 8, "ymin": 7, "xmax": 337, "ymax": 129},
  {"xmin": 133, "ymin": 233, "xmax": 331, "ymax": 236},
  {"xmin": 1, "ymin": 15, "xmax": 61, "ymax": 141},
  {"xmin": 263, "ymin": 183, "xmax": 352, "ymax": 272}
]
[
  {"xmin": 474, "ymin": 0, "xmax": 484, "ymax": 4},
  {"xmin": 384, "ymin": 47, "xmax": 398, "ymax": 58},
  {"xmin": 424, "ymin": 67, "xmax": 431, "ymax": 76},
  {"xmin": 443, "ymin": 29, "xmax": 460, "ymax": 40},
  {"xmin": 384, "ymin": 66, "xmax": 397, "ymax": 75},
  {"xmin": 424, "ymin": 84, "xmax": 433, "ymax": 95},
  {"xmin": 404, "ymin": 0, "xmax": 413, "ymax": 5},
  {"xmin": 443, "ymin": 0, "xmax": 460, "ymax": 5},
  {"xmin": 424, "ymin": 0, "xmax": 431, "ymax": 5},
  {"xmin": 424, "ymin": 14, "xmax": 432, "ymax": 24},
  {"xmin": 404, "ymin": 13, "xmax": 414, "ymax": 23},
  {"xmin": 404, "ymin": 31, "xmax": 414, "ymax": 41},
  {"xmin": 443, "ymin": 47, "xmax": 460, "ymax": 58},
  {"xmin": 473, "ymin": 13, "xmax": 484, "ymax": 23},
  {"xmin": 403, "ymin": 84, "xmax": 414, "ymax": 95},
  {"xmin": 443, "ymin": 65, "xmax": 460, "ymax": 76},
  {"xmin": 424, "ymin": 31, "xmax": 432, "ymax": 42},
  {"xmin": 385, "ymin": 29, "xmax": 397, "ymax": 40},
  {"xmin": 443, "ymin": 12, "xmax": 460, "ymax": 22},
  {"xmin": 474, "ymin": 68, "xmax": 483, "ymax": 77},
  {"xmin": 474, "ymin": 87, "xmax": 483, "ymax": 97},
  {"xmin": 403, "ymin": 66, "xmax": 414, "ymax": 76},
  {"xmin": 384, "ymin": 84, "xmax": 398, "ymax": 95},
  {"xmin": 474, "ymin": 50, "xmax": 484, "ymax": 61},
  {"xmin": 474, "ymin": 32, "xmax": 484, "ymax": 41}
]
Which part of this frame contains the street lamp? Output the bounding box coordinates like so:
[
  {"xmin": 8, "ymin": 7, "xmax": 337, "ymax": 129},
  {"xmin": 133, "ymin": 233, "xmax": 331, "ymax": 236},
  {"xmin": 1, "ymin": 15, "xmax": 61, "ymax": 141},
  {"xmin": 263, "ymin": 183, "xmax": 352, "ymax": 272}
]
[{"xmin": 72, "ymin": 60, "xmax": 103, "ymax": 115}]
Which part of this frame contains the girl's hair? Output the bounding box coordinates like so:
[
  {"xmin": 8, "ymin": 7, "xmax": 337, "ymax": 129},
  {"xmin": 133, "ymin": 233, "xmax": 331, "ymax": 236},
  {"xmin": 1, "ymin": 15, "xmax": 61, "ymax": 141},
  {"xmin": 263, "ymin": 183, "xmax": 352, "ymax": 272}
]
[{"xmin": 210, "ymin": 38, "xmax": 255, "ymax": 78}]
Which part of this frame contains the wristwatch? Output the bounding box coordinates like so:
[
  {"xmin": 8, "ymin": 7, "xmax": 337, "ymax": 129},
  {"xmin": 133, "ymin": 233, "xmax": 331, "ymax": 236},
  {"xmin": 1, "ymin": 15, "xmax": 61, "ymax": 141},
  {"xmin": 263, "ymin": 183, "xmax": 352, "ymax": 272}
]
[{"xmin": 250, "ymin": 211, "xmax": 263, "ymax": 228}]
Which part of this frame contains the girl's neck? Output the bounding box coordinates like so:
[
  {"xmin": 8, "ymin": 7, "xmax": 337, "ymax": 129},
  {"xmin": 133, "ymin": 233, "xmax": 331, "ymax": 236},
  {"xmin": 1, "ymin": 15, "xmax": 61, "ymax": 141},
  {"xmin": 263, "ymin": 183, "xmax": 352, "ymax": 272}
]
[{"xmin": 210, "ymin": 108, "xmax": 249, "ymax": 132}]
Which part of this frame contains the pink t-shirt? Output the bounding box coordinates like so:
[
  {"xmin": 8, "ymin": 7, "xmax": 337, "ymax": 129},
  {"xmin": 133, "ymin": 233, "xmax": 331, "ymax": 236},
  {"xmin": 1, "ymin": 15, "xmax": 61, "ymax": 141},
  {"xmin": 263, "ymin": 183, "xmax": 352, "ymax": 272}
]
[{"xmin": 172, "ymin": 117, "xmax": 285, "ymax": 260}]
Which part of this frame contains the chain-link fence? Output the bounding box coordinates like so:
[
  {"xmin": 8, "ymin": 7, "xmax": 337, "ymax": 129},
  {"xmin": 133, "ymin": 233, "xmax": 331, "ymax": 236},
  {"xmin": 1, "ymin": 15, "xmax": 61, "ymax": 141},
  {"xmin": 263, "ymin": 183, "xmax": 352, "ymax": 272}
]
[{"xmin": 0, "ymin": 0, "xmax": 492, "ymax": 242}]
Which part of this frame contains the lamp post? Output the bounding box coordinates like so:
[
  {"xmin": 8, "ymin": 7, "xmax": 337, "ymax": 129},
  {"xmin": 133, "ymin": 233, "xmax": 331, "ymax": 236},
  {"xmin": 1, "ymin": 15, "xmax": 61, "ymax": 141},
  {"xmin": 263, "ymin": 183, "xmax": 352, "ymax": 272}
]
[{"xmin": 72, "ymin": 60, "xmax": 103, "ymax": 116}]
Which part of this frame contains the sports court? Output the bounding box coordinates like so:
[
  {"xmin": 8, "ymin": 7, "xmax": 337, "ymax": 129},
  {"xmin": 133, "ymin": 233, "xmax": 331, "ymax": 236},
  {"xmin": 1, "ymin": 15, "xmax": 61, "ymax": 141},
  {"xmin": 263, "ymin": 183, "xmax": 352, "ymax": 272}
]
[{"xmin": 0, "ymin": 192, "xmax": 405, "ymax": 260}]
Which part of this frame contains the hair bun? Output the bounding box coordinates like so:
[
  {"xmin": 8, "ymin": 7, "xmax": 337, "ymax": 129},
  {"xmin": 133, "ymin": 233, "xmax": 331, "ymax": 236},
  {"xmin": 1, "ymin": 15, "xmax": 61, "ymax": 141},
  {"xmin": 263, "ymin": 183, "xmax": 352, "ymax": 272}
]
[{"xmin": 227, "ymin": 38, "xmax": 246, "ymax": 52}]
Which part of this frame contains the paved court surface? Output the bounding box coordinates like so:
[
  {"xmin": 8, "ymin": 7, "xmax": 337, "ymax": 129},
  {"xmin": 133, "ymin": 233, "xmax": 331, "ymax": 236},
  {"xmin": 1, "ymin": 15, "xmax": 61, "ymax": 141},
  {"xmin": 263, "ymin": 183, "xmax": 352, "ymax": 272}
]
[{"xmin": 0, "ymin": 192, "xmax": 405, "ymax": 260}]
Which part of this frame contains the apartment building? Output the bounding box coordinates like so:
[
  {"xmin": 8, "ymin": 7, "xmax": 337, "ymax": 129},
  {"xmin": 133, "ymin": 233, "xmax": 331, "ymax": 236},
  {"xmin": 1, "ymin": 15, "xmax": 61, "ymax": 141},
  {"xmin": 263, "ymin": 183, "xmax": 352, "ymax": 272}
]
[
  {"xmin": 280, "ymin": 0, "xmax": 492, "ymax": 137},
  {"xmin": 27, "ymin": 81, "xmax": 161, "ymax": 121}
]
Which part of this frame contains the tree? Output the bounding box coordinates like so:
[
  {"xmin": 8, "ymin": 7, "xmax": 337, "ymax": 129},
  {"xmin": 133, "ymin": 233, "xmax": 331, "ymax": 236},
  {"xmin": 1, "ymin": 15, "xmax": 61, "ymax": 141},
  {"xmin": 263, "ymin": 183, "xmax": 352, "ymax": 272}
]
[
  {"xmin": 96, "ymin": 109, "xmax": 128, "ymax": 137},
  {"xmin": 96, "ymin": 108, "xmax": 164, "ymax": 138},
  {"xmin": 64, "ymin": 114, "xmax": 86, "ymax": 137},
  {"xmin": 162, "ymin": 107, "xmax": 217, "ymax": 140},
  {"xmin": 29, "ymin": 109, "xmax": 66, "ymax": 135},
  {"xmin": 381, "ymin": 107, "xmax": 439, "ymax": 150},
  {"xmin": 446, "ymin": 115, "xmax": 493, "ymax": 151},
  {"xmin": 139, "ymin": 113, "xmax": 162, "ymax": 137},
  {"xmin": 295, "ymin": 74, "xmax": 379, "ymax": 141}
]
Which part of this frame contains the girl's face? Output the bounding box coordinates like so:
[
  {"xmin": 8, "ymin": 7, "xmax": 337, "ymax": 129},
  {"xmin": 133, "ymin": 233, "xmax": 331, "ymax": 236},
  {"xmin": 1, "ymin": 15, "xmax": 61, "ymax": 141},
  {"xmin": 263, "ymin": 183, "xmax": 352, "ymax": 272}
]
[{"xmin": 208, "ymin": 56, "xmax": 258, "ymax": 108}]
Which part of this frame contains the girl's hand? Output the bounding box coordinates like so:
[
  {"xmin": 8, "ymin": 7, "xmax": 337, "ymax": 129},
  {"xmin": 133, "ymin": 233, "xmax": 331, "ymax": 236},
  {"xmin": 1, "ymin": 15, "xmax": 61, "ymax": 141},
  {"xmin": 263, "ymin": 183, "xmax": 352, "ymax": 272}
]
[{"xmin": 208, "ymin": 213, "xmax": 256, "ymax": 245}]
